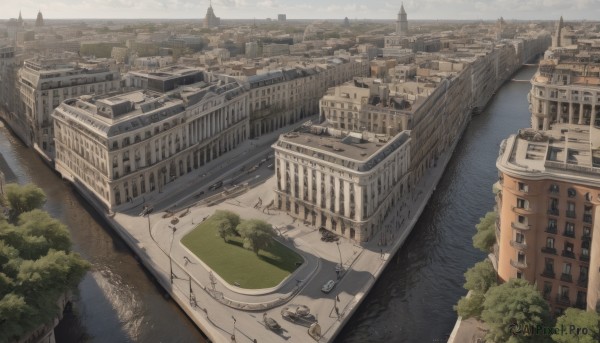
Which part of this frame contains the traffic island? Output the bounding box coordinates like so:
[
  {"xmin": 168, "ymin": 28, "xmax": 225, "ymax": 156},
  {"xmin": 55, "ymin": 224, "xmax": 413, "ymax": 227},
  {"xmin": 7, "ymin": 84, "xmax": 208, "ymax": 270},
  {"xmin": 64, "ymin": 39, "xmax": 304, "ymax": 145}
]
[{"xmin": 181, "ymin": 214, "xmax": 304, "ymax": 289}]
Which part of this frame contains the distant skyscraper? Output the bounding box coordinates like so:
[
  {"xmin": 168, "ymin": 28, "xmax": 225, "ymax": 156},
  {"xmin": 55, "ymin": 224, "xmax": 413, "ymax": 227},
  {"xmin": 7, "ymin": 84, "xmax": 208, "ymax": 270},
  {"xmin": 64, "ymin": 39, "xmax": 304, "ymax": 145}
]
[
  {"xmin": 343, "ymin": 17, "xmax": 350, "ymax": 27},
  {"xmin": 35, "ymin": 10, "xmax": 44, "ymax": 27},
  {"xmin": 203, "ymin": 2, "xmax": 220, "ymax": 29},
  {"xmin": 396, "ymin": 4, "xmax": 408, "ymax": 36},
  {"xmin": 278, "ymin": 14, "xmax": 286, "ymax": 21}
]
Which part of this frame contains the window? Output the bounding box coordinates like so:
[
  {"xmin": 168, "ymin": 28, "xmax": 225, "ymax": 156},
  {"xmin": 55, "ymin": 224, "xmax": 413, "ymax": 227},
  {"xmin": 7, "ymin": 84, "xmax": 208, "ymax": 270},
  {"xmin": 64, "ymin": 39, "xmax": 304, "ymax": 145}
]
[
  {"xmin": 546, "ymin": 237, "xmax": 554, "ymax": 248},
  {"xmin": 543, "ymin": 282, "xmax": 552, "ymax": 297},
  {"xmin": 581, "ymin": 241, "xmax": 590, "ymax": 259},
  {"xmin": 567, "ymin": 188, "xmax": 577, "ymax": 198},
  {"xmin": 549, "ymin": 183, "xmax": 559, "ymax": 193},
  {"xmin": 518, "ymin": 215, "xmax": 526, "ymax": 224},
  {"xmin": 562, "ymin": 263, "xmax": 571, "ymax": 275},
  {"xmin": 564, "ymin": 222, "xmax": 575, "ymax": 238},
  {"xmin": 545, "ymin": 258, "xmax": 554, "ymax": 273},
  {"xmin": 517, "ymin": 251, "xmax": 525, "ymax": 263},
  {"xmin": 516, "ymin": 232, "xmax": 524, "ymax": 243},
  {"xmin": 517, "ymin": 198, "xmax": 527, "ymax": 209},
  {"xmin": 516, "ymin": 272, "xmax": 522, "ymax": 279},
  {"xmin": 583, "ymin": 227, "xmax": 591, "ymax": 238},
  {"xmin": 566, "ymin": 202, "xmax": 576, "ymax": 218},
  {"xmin": 518, "ymin": 182, "xmax": 528, "ymax": 192},
  {"xmin": 559, "ymin": 285, "xmax": 569, "ymax": 298},
  {"xmin": 547, "ymin": 218, "xmax": 557, "ymax": 233}
]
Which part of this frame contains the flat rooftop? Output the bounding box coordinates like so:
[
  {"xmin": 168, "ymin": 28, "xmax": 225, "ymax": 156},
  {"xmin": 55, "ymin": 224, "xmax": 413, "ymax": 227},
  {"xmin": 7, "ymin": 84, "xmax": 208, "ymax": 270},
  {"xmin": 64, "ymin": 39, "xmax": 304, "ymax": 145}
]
[
  {"xmin": 275, "ymin": 124, "xmax": 410, "ymax": 172},
  {"xmin": 498, "ymin": 123, "xmax": 600, "ymax": 183}
]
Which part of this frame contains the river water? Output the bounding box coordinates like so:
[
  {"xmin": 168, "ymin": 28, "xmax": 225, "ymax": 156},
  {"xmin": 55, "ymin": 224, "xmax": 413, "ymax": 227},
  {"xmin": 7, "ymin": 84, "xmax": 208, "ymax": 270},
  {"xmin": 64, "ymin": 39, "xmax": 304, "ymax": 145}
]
[
  {"xmin": 337, "ymin": 65, "xmax": 538, "ymax": 342},
  {"xmin": 0, "ymin": 65, "xmax": 536, "ymax": 343}
]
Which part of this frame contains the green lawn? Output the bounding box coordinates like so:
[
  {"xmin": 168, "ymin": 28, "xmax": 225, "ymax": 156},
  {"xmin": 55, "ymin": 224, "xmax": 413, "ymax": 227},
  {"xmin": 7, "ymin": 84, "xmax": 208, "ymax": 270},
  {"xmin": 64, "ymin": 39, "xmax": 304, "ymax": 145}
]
[{"xmin": 181, "ymin": 216, "xmax": 303, "ymax": 289}]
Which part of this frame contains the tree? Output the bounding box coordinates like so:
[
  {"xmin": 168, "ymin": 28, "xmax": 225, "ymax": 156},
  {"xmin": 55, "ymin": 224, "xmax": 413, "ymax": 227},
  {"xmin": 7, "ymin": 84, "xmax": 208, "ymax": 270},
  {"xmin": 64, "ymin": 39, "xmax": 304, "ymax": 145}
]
[
  {"xmin": 481, "ymin": 279, "xmax": 551, "ymax": 343},
  {"xmin": 4, "ymin": 183, "xmax": 46, "ymax": 219},
  {"xmin": 212, "ymin": 210, "xmax": 240, "ymax": 242},
  {"xmin": 552, "ymin": 308, "xmax": 599, "ymax": 343},
  {"xmin": 454, "ymin": 259, "xmax": 497, "ymax": 319},
  {"xmin": 473, "ymin": 211, "xmax": 497, "ymax": 253},
  {"xmin": 455, "ymin": 292, "xmax": 485, "ymax": 319},
  {"xmin": 236, "ymin": 219, "xmax": 276, "ymax": 255},
  {"xmin": 0, "ymin": 183, "xmax": 89, "ymax": 342},
  {"xmin": 464, "ymin": 260, "xmax": 497, "ymax": 294}
]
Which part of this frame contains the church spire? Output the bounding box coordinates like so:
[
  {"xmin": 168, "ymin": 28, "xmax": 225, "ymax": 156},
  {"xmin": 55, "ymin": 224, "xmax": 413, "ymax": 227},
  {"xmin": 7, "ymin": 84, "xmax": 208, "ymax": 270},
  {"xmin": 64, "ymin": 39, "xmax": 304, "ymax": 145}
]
[{"xmin": 400, "ymin": 3, "xmax": 406, "ymax": 15}]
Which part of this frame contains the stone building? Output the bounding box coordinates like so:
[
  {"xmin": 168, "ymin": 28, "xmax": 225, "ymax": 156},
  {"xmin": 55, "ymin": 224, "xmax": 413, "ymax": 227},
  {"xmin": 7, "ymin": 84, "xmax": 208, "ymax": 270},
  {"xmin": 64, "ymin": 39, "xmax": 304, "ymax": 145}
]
[
  {"xmin": 53, "ymin": 71, "xmax": 249, "ymax": 210},
  {"xmin": 273, "ymin": 125, "xmax": 410, "ymax": 242},
  {"xmin": 396, "ymin": 4, "xmax": 408, "ymax": 36},
  {"xmin": 35, "ymin": 11, "xmax": 44, "ymax": 28},
  {"xmin": 496, "ymin": 42, "xmax": 600, "ymax": 314},
  {"xmin": 18, "ymin": 56, "xmax": 121, "ymax": 160},
  {"xmin": 204, "ymin": 3, "xmax": 221, "ymax": 29}
]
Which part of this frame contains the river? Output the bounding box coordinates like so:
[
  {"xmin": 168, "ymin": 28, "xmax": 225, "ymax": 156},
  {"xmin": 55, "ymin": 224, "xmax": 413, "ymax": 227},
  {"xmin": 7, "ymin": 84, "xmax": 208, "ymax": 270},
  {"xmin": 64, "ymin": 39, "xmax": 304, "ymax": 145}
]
[
  {"xmin": 0, "ymin": 65, "xmax": 536, "ymax": 343},
  {"xmin": 336, "ymin": 65, "xmax": 538, "ymax": 342}
]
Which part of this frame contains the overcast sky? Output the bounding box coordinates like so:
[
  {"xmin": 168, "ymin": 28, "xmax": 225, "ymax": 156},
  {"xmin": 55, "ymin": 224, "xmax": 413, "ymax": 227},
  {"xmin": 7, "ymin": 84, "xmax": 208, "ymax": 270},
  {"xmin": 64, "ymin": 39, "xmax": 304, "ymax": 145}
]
[{"xmin": 3, "ymin": 0, "xmax": 600, "ymax": 20}]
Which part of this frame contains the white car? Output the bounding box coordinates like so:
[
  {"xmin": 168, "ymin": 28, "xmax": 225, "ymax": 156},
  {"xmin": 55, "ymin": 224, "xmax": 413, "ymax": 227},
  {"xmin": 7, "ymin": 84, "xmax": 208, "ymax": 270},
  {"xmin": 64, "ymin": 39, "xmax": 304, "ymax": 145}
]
[{"xmin": 321, "ymin": 280, "xmax": 336, "ymax": 293}]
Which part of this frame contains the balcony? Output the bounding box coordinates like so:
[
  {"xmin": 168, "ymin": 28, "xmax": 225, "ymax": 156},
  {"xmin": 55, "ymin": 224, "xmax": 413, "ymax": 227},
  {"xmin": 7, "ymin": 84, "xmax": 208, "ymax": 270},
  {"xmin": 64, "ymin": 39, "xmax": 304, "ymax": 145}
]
[
  {"xmin": 560, "ymin": 273, "xmax": 572, "ymax": 283},
  {"xmin": 577, "ymin": 278, "xmax": 588, "ymax": 288},
  {"xmin": 513, "ymin": 206, "xmax": 533, "ymax": 214},
  {"xmin": 510, "ymin": 240, "xmax": 527, "ymax": 250},
  {"xmin": 510, "ymin": 259, "xmax": 527, "ymax": 269},
  {"xmin": 541, "ymin": 270, "xmax": 555, "ymax": 279},
  {"xmin": 563, "ymin": 230, "xmax": 575, "ymax": 239},
  {"xmin": 574, "ymin": 301, "xmax": 587, "ymax": 310},
  {"xmin": 548, "ymin": 208, "xmax": 559, "ymax": 216},
  {"xmin": 566, "ymin": 210, "xmax": 576, "ymax": 219},
  {"xmin": 541, "ymin": 247, "xmax": 557, "ymax": 255},
  {"xmin": 562, "ymin": 250, "xmax": 576, "ymax": 259},
  {"xmin": 583, "ymin": 214, "xmax": 592, "ymax": 223},
  {"xmin": 511, "ymin": 222, "xmax": 530, "ymax": 231},
  {"xmin": 545, "ymin": 226, "xmax": 557, "ymax": 234},
  {"xmin": 555, "ymin": 295, "xmax": 571, "ymax": 306},
  {"xmin": 580, "ymin": 254, "xmax": 590, "ymax": 262},
  {"xmin": 543, "ymin": 292, "xmax": 551, "ymax": 301}
]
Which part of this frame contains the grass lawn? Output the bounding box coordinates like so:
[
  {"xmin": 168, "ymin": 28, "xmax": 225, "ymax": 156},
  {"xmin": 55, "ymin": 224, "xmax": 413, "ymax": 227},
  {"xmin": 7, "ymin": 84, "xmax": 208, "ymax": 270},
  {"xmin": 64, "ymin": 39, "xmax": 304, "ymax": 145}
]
[{"xmin": 181, "ymin": 216, "xmax": 303, "ymax": 289}]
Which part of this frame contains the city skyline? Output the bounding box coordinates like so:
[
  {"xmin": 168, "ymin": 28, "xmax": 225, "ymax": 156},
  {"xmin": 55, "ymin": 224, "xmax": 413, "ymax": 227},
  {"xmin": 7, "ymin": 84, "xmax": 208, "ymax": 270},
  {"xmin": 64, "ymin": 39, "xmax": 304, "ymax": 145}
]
[{"xmin": 2, "ymin": 0, "xmax": 600, "ymax": 21}]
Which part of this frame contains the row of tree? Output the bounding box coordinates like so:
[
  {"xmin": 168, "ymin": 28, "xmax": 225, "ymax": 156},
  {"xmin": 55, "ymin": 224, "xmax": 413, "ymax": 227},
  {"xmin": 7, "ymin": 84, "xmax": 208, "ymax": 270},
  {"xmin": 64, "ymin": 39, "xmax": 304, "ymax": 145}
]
[
  {"xmin": 213, "ymin": 210, "xmax": 277, "ymax": 255},
  {"xmin": 0, "ymin": 183, "xmax": 90, "ymax": 342},
  {"xmin": 455, "ymin": 211, "xmax": 599, "ymax": 342}
]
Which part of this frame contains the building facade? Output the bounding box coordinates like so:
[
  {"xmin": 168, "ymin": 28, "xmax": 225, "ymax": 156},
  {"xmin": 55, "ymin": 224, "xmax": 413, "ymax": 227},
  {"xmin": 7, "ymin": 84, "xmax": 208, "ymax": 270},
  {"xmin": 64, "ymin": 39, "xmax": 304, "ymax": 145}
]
[
  {"xmin": 273, "ymin": 125, "xmax": 410, "ymax": 242},
  {"xmin": 53, "ymin": 71, "xmax": 249, "ymax": 210},
  {"xmin": 18, "ymin": 57, "xmax": 121, "ymax": 160}
]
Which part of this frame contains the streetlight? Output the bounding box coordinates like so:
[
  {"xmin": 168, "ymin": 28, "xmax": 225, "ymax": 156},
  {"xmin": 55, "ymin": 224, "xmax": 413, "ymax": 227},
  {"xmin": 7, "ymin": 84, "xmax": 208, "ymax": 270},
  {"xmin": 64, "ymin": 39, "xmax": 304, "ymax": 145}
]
[
  {"xmin": 169, "ymin": 225, "xmax": 177, "ymax": 284},
  {"xmin": 231, "ymin": 316, "xmax": 237, "ymax": 341}
]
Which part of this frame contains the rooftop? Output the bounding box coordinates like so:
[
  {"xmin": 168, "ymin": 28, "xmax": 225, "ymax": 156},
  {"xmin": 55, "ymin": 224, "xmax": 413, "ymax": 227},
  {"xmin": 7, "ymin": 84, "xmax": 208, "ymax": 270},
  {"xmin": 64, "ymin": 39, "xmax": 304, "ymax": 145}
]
[{"xmin": 275, "ymin": 124, "xmax": 410, "ymax": 173}]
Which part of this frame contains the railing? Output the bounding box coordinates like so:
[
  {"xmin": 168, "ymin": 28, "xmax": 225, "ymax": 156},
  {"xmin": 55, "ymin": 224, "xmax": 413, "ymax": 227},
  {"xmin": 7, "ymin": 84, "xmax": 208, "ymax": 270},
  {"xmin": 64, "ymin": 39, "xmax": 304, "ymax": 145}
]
[
  {"xmin": 580, "ymin": 254, "xmax": 590, "ymax": 262},
  {"xmin": 541, "ymin": 270, "xmax": 555, "ymax": 279},
  {"xmin": 510, "ymin": 240, "xmax": 527, "ymax": 250},
  {"xmin": 574, "ymin": 301, "xmax": 587, "ymax": 310},
  {"xmin": 545, "ymin": 226, "xmax": 557, "ymax": 234},
  {"xmin": 563, "ymin": 230, "xmax": 575, "ymax": 239},
  {"xmin": 541, "ymin": 247, "xmax": 556, "ymax": 255},
  {"xmin": 556, "ymin": 295, "xmax": 571, "ymax": 306},
  {"xmin": 566, "ymin": 210, "xmax": 576, "ymax": 219},
  {"xmin": 510, "ymin": 259, "xmax": 527, "ymax": 269},
  {"xmin": 548, "ymin": 208, "xmax": 559, "ymax": 216},
  {"xmin": 577, "ymin": 278, "xmax": 588, "ymax": 288},
  {"xmin": 560, "ymin": 273, "xmax": 572, "ymax": 283},
  {"xmin": 583, "ymin": 214, "xmax": 592, "ymax": 223},
  {"xmin": 562, "ymin": 250, "xmax": 576, "ymax": 259}
]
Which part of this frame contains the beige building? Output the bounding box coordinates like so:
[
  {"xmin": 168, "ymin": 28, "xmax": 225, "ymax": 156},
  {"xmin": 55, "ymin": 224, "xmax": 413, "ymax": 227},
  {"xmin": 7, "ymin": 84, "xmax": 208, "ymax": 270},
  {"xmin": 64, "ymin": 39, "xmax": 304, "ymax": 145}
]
[
  {"xmin": 496, "ymin": 126, "xmax": 600, "ymax": 315},
  {"xmin": 53, "ymin": 71, "xmax": 249, "ymax": 210},
  {"xmin": 273, "ymin": 125, "xmax": 410, "ymax": 242},
  {"xmin": 496, "ymin": 35, "xmax": 600, "ymax": 315},
  {"xmin": 18, "ymin": 56, "xmax": 121, "ymax": 160}
]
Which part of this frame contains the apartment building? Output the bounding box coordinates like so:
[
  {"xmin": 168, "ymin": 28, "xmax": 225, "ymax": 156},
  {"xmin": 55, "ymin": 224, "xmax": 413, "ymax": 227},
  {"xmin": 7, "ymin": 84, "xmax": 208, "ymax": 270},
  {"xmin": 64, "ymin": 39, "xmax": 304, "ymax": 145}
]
[
  {"xmin": 53, "ymin": 71, "xmax": 249, "ymax": 210},
  {"xmin": 18, "ymin": 56, "xmax": 121, "ymax": 160},
  {"xmin": 273, "ymin": 125, "xmax": 410, "ymax": 242}
]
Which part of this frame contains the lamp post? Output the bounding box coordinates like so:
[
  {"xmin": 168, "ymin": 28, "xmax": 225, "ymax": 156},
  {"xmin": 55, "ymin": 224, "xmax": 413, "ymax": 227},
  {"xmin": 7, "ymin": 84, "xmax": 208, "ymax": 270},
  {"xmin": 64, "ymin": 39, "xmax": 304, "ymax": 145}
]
[
  {"xmin": 169, "ymin": 225, "xmax": 177, "ymax": 284},
  {"xmin": 231, "ymin": 316, "xmax": 237, "ymax": 341}
]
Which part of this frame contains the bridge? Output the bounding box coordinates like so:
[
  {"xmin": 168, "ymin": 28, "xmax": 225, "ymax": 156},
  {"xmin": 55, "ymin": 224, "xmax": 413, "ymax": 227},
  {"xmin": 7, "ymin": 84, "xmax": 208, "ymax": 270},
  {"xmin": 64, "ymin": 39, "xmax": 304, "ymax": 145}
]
[{"xmin": 511, "ymin": 79, "xmax": 531, "ymax": 83}]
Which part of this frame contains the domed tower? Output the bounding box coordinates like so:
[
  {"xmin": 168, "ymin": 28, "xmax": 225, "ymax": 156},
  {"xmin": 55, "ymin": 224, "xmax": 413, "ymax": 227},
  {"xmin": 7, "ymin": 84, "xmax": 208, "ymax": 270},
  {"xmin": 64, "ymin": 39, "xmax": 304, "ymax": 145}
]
[
  {"xmin": 35, "ymin": 10, "xmax": 44, "ymax": 27},
  {"xmin": 395, "ymin": 3, "xmax": 408, "ymax": 36}
]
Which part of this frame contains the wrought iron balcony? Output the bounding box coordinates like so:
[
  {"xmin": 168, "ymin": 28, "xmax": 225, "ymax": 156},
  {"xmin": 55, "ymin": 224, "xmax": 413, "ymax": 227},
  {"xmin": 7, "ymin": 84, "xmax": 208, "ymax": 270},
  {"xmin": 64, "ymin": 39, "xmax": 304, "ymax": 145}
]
[
  {"xmin": 541, "ymin": 247, "xmax": 556, "ymax": 255},
  {"xmin": 547, "ymin": 208, "xmax": 559, "ymax": 216},
  {"xmin": 545, "ymin": 226, "xmax": 557, "ymax": 234},
  {"xmin": 580, "ymin": 254, "xmax": 590, "ymax": 262},
  {"xmin": 555, "ymin": 295, "xmax": 571, "ymax": 306},
  {"xmin": 566, "ymin": 210, "xmax": 576, "ymax": 219},
  {"xmin": 583, "ymin": 214, "xmax": 592, "ymax": 223},
  {"xmin": 574, "ymin": 301, "xmax": 587, "ymax": 310},
  {"xmin": 541, "ymin": 270, "xmax": 555, "ymax": 279},
  {"xmin": 560, "ymin": 273, "xmax": 572, "ymax": 283},
  {"xmin": 562, "ymin": 250, "xmax": 576, "ymax": 259},
  {"xmin": 563, "ymin": 230, "xmax": 575, "ymax": 239},
  {"xmin": 577, "ymin": 278, "xmax": 588, "ymax": 288}
]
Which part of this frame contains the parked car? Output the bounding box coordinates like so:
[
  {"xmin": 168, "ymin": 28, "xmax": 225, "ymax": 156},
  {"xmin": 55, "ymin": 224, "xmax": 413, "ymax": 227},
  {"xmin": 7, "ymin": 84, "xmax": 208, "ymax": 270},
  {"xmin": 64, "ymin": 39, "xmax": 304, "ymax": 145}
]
[
  {"xmin": 194, "ymin": 191, "xmax": 205, "ymax": 198},
  {"xmin": 208, "ymin": 181, "xmax": 223, "ymax": 190},
  {"xmin": 321, "ymin": 280, "xmax": 336, "ymax": 293}
]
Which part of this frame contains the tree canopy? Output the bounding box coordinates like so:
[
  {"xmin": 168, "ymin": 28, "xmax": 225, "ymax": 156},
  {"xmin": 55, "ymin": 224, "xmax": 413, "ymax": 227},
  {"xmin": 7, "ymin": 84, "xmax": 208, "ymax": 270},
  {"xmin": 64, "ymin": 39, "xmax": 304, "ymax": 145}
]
[
  {"xmin": 473, "ymin": 211, "xmax": 497, "ymax": 253},
  {"xmin": 552, "ymin": 308, "xmax": 600, "ymax": 343},
  {"xmin": 4, "ymin": 183, "xmax": 46, "ymax": 219},
  {"xmin": 0, "ymin": 183, "xmax": 89, "ymax": 342},
  {"xmin": 236, "ymin": 219, "xmax": 276, "ymax": 255},
  {"xmin": 213, "ymin": 210, "xmax": 240, "ymax": 242},
  {"xmin": 481, "ymin": 279, "xmax": 551, "ymax": 343},
  {"xmin": 454, "ymin": 259, "xmax": 497, "ymax": 319}
]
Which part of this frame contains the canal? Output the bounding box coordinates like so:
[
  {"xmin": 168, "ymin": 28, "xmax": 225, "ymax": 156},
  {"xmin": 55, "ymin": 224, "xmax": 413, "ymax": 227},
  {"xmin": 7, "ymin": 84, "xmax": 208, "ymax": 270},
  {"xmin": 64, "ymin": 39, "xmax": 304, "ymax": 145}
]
[
  {"xmin": 0, "ymin": 65, "xmax": 536, "ymax": 343},
  {"xmin": 336, "ymin": 65, "xmax": 538, "ymax": 342}
]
